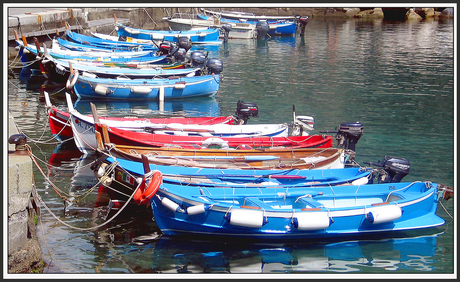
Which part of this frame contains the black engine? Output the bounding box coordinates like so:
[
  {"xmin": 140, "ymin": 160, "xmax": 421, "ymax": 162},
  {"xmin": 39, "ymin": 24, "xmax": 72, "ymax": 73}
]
[
  {"xmin": 364, "ymin": 156, "xmax": 411, "ymax": 183},
  {"xmin": 235, "ymin": 100, "xmax": 258, "ymax": 124},
  {"xmin": 206, "ymin": 58, "xmax": 223, "ymax": 74},
  {"xmin": 321, "ymin": 121, "xmax": 364, "ymax": 152}
]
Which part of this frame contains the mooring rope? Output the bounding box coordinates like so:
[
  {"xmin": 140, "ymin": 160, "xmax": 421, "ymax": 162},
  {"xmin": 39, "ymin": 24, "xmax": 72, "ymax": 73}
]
[{"xmin": 26, "ymin": 144, "xmax": 142, "ymax": 231}]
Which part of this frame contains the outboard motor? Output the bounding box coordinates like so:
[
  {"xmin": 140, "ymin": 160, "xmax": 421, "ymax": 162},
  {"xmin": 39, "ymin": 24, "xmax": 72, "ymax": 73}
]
[
  {"xmin": 235, "ymin": 100, "xmax": 258, "ymax": 124},
  {"xmin": 173, "ymin": 48, "xmax": 187, "ymax": 63},
  {"xmin": 256, "ymin": 20, "xmax": 270, "ymax": 39},
  {"xmin": 159, "ymin": 40, "xmax": 175, "ymax": 55},
  {"xmin": 364, "ymin": 156, "xmax": 411, "ymax": 183},
  {"xmin": 177, "ymin": 36, "xmax": 192, "ymax": 52},
  {"xmin": 336, "ymin": 121, "xmax": 363, "ymax": 151},
  {"xmin": 190, "ymin": 51, "xmax": 207, "ymax": 68},
  {"xmin": 206, "ymin": 58, "xmax": 223, "ymax": 75},
  {"xmin": 320, "ymin": 121, "xmax": 364, "ymax": 152},
  {"xmin": 220, "ymin": 23, "xmax": 232, "ymax": 43},
  {"xmin": 298, "ymin": 16, "xmax": 310, "ymax": 36},
  {"xmin": 292, "ymin": 115, "xmax": 315, "ymax": 136},
  {"xmin": 291, "ymin": 105, "xmax": 314, "ymax": 136}
]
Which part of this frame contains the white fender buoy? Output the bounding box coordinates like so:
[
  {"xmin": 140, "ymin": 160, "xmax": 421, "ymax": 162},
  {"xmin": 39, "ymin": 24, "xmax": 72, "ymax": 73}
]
[
  {"xmin": 186, "ymin": 204, "xmax": 210, "ymax": 215},
  {"xmin": 351, "ymin": 177, "xmax": 369, "ymax": 186},
  {"xmin": 292, "ymin": 211, "xmax": 331, "ymax": 230},
  {"xmin": 131, "ymin": 86, "xmax": 153, "ymax": 94},
  {"xmin": 366, "ymin": 204, "xmax": 402, "ymax": 224},
  {"xmin": 161, "ymin": 197, "xmax": 181, "ymax": 212},
  {"xmin": 94, "ymin": 84, "xmax": 111, "ymax": 96},
  {"xmin": 201, "ymin": 137, "xmax": 229, "ymax": 149},
  {"xmin": 225, "ymin": 208, "xmax": 266, "ymax": 228}
]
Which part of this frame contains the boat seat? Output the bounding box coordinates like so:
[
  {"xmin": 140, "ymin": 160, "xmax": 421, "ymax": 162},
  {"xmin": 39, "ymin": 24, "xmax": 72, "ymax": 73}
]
[
  {"xmin": 244, "ymin": 198, "xmax": 274, "ymax": 210},
  {"xmin": 296, "ymin": 197, "xmax": 323, "ymax": 208}
]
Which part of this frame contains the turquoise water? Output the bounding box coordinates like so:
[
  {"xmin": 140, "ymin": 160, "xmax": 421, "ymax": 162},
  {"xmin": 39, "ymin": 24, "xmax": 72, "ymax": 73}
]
[{"xmin": 7, "ymin": 17, "xmax": 454, "ymax": 276}]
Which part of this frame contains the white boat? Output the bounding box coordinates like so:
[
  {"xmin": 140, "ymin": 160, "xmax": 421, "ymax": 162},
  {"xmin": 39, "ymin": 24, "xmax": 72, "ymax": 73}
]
[
  {"xmin": 162, "ymin": 13, "xmax": 257, "ymax": 39},
  {"xmin": 64, "ymin": 93, "xmax": 290, "ymax": 153}
]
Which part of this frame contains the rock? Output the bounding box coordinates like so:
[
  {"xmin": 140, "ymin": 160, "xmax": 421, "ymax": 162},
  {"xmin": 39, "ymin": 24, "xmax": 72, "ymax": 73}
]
[
  {"xmin": 355, "ymin": 8, "xmax": 384, "ymax": 18},
  {"xmin": 440, "ymin": 7, "xmax": 454, "ymax": 18},
  {"xmin": 406, "ymin": 9, "xmax": 423, "ymax": 21}
]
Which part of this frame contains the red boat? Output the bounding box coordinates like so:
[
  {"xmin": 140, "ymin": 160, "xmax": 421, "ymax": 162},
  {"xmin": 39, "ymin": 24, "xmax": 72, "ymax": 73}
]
[
  {"xmin": 44, "ymin": 91, "xmax": 235, "ymax": 142},
  {"xmin": 95, "ymin": 123, "xmax": 333, "ymax": 149}
]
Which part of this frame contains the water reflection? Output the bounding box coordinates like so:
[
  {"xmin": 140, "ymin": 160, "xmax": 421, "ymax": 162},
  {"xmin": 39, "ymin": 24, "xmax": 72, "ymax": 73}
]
[
  {"xmin": 148, "ymin": 232, "xmax": 442, "ymax": 273},
  {"xmin": 8, "ymin": 17, "xmax": 454, "ymax": 274}
]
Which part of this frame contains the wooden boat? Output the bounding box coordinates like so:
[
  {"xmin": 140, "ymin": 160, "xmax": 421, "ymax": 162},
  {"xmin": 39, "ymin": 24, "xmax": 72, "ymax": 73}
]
[
  {"xmin": 44, "ymin": 91, "xmax": 234, "ymax": 142},
  {"xmin": 92, "ymin": 155, "xmax": 371, "ymax": 210},
  {"xmin": 63, "ymin": 28, "xmax": 158, "ymax": 51},
  {"xmin": 71, "ymin": 71, "xmax": 221, "ymax": 100},
  {"xmin": 115, "ymin": 22, "xmax": 222, "ymax": 44},
  {"xmin": 98, "ymin": 136, "xmax": 346, "ymax": 170},
  {"xmin": 200, "ymin": 8, "xmax": 297, "ymax": 21},
  {"xmin": 55, "ymin": 37, "xmax": 156, "ymax": 52},
  {"xmin": 94, "ymin": 120, "xmax": 343, "ymax": 171},
  {"xmin": 65, "ymin": 93, "xmax": 290, "ymax": 152},
  {"xmin": 14, "ymin": 33, "xmax": 156, "ymax": 70},
  {"xmin": 46, "ymin": 39, "xmax": 168, "ymax": 63},
  {"xmin": 162, "ymin": 13, "xmax": 258, "ymax": 39},
  {"xmin": 199, "ymin": 9, "xmax": 299, "ymax": 36},
  {"xmin": 39, "ymin": 52, "xmax": 197, "ymax": 83},
  {"xmin": 94, "ymin": 121, "xmax": 333, "ymax": 150},
  {"xmin": 150, "ymin": 179, "xmax": 451, "ymax": 241},
  {"xmin": 14, "ymin": 34, "xmax": 160, "ymax": 70}
]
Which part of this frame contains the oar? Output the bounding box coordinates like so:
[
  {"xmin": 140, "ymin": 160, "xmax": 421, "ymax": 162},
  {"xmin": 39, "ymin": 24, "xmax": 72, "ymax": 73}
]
[
  {"xmin": 153, "ymin": 155, "xmax": 280, "ymax": 161},
  {"xmin": 163, "ymin": 173, "xmax": 309, "ymax": 180}
]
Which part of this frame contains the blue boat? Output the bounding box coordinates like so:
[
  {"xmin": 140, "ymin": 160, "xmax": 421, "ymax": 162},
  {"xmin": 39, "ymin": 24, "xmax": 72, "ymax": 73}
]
[
  {"xmin": 150, "ymin": 180, "xmax": 450, "ymax": 241},
  {"xmin": 56, "ymin": 37, "xmax": 157, "ymax": 52},
  {"xmin": 40, "ymin": 53, "xmax": 196, "ymax": 83},
  {"xmin": 72, "ymin": 73, "xmax": 221, "ymax": 100},
  {"xmin": 198, "ymin": 9, "xmax": 298, "ymax": 36},
  {"xmin": 115, "ymin": 22, "xmax": 222, "ymax": 44},
  {"xmin": 93, "ymin": 155, "xmax": 374, "ymax": 210},
  {"xmin": 14, "ymin": 35, "xmax": 161, "ymax": 68},
  {"xmin": 64, "ymin": 29, "xmax": 158, "ymax": 50}
]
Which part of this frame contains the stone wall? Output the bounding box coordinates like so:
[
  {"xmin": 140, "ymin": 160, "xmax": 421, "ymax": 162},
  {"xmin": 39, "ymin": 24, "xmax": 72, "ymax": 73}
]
[{"xmin": 7, "ymin": 114, "xmax": 43, "ymax": 273}]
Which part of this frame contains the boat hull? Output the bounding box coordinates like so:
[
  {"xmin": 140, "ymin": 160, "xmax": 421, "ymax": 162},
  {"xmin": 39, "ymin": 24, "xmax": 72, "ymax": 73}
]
[
  {"xmin": 151, "ymin": 181, "xmax": 445, "ymax": 241},
  {"xmin": 116, "ymin": 23, "xmax": 222, "ymax": 44},
  {"xmin": 73, "ymin": 74, "xmax": 221, "ymax": 100},
  {"xmin": 95, "ymin": 156, "xmax": 365, "ymax": 210},
  {"xmin": 95, "ymin": 123, "xmax": 334, "ymax": 149},
  {"xmin": 165, "ymin": 18, "xmax": 257, "ymax": 39}
]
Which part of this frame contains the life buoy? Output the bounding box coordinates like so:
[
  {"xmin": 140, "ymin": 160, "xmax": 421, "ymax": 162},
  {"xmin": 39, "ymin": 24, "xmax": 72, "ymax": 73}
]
[
  {"xmin": 134, "ymin": 171, "xmax": 163, "ymax": 205},
  {"xmin": 66, "ymin": 69, "xmax": 79, "ymax": 90},
  {"xmin": 201, "ymin": 137, "xmax": 230, "ymax": 149},
  {"xmin": 133, "ymin": 177, "xmax": 146, "ymax": 205}
]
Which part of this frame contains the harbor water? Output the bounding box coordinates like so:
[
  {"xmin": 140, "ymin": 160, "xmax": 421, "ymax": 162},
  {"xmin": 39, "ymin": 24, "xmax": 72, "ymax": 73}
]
[{"xmin": 7, "ymin": 17, "xmax": 455, "ymax": 276}]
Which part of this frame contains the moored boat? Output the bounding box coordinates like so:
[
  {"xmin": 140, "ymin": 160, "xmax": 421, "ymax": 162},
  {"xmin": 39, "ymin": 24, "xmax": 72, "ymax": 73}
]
[
  {"xmin": 94, "ymin": 122, "xmax": 333, "ymax": 150},
  {"xmin": 115, "ymin": 22, "xmax": 222, "ymax": 45},
  {"xmin": 150, "ymin": 179, "xmax": 451, "ymax": 241},
  {"xmin": 199, "ymin": 9, "xmax": 302, "ymax": 36},
  {"xmin": 66, "ymin": 93, "xmax": 290, "ymax": 152},
  {"xmin": 44, "ymin": 91, "xmax": 235, "ymax": 142},
  {"xmin": 63, "ymin": 28, "xmax": 157, "ymax": 50},
  {"xmin": 162, "ymin": 13, "xmax": 258, "ymax": 39},
  {"xmin": 39, "ymin": 53, "xmax": 197, "ymax": 83},
  {"xmin": 71, "ymin": 72, "xmax": 221, "ymax": 100},
  {"xmin": 91, "ymin": 155, "xmax": 372, "ymax": 211}
]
